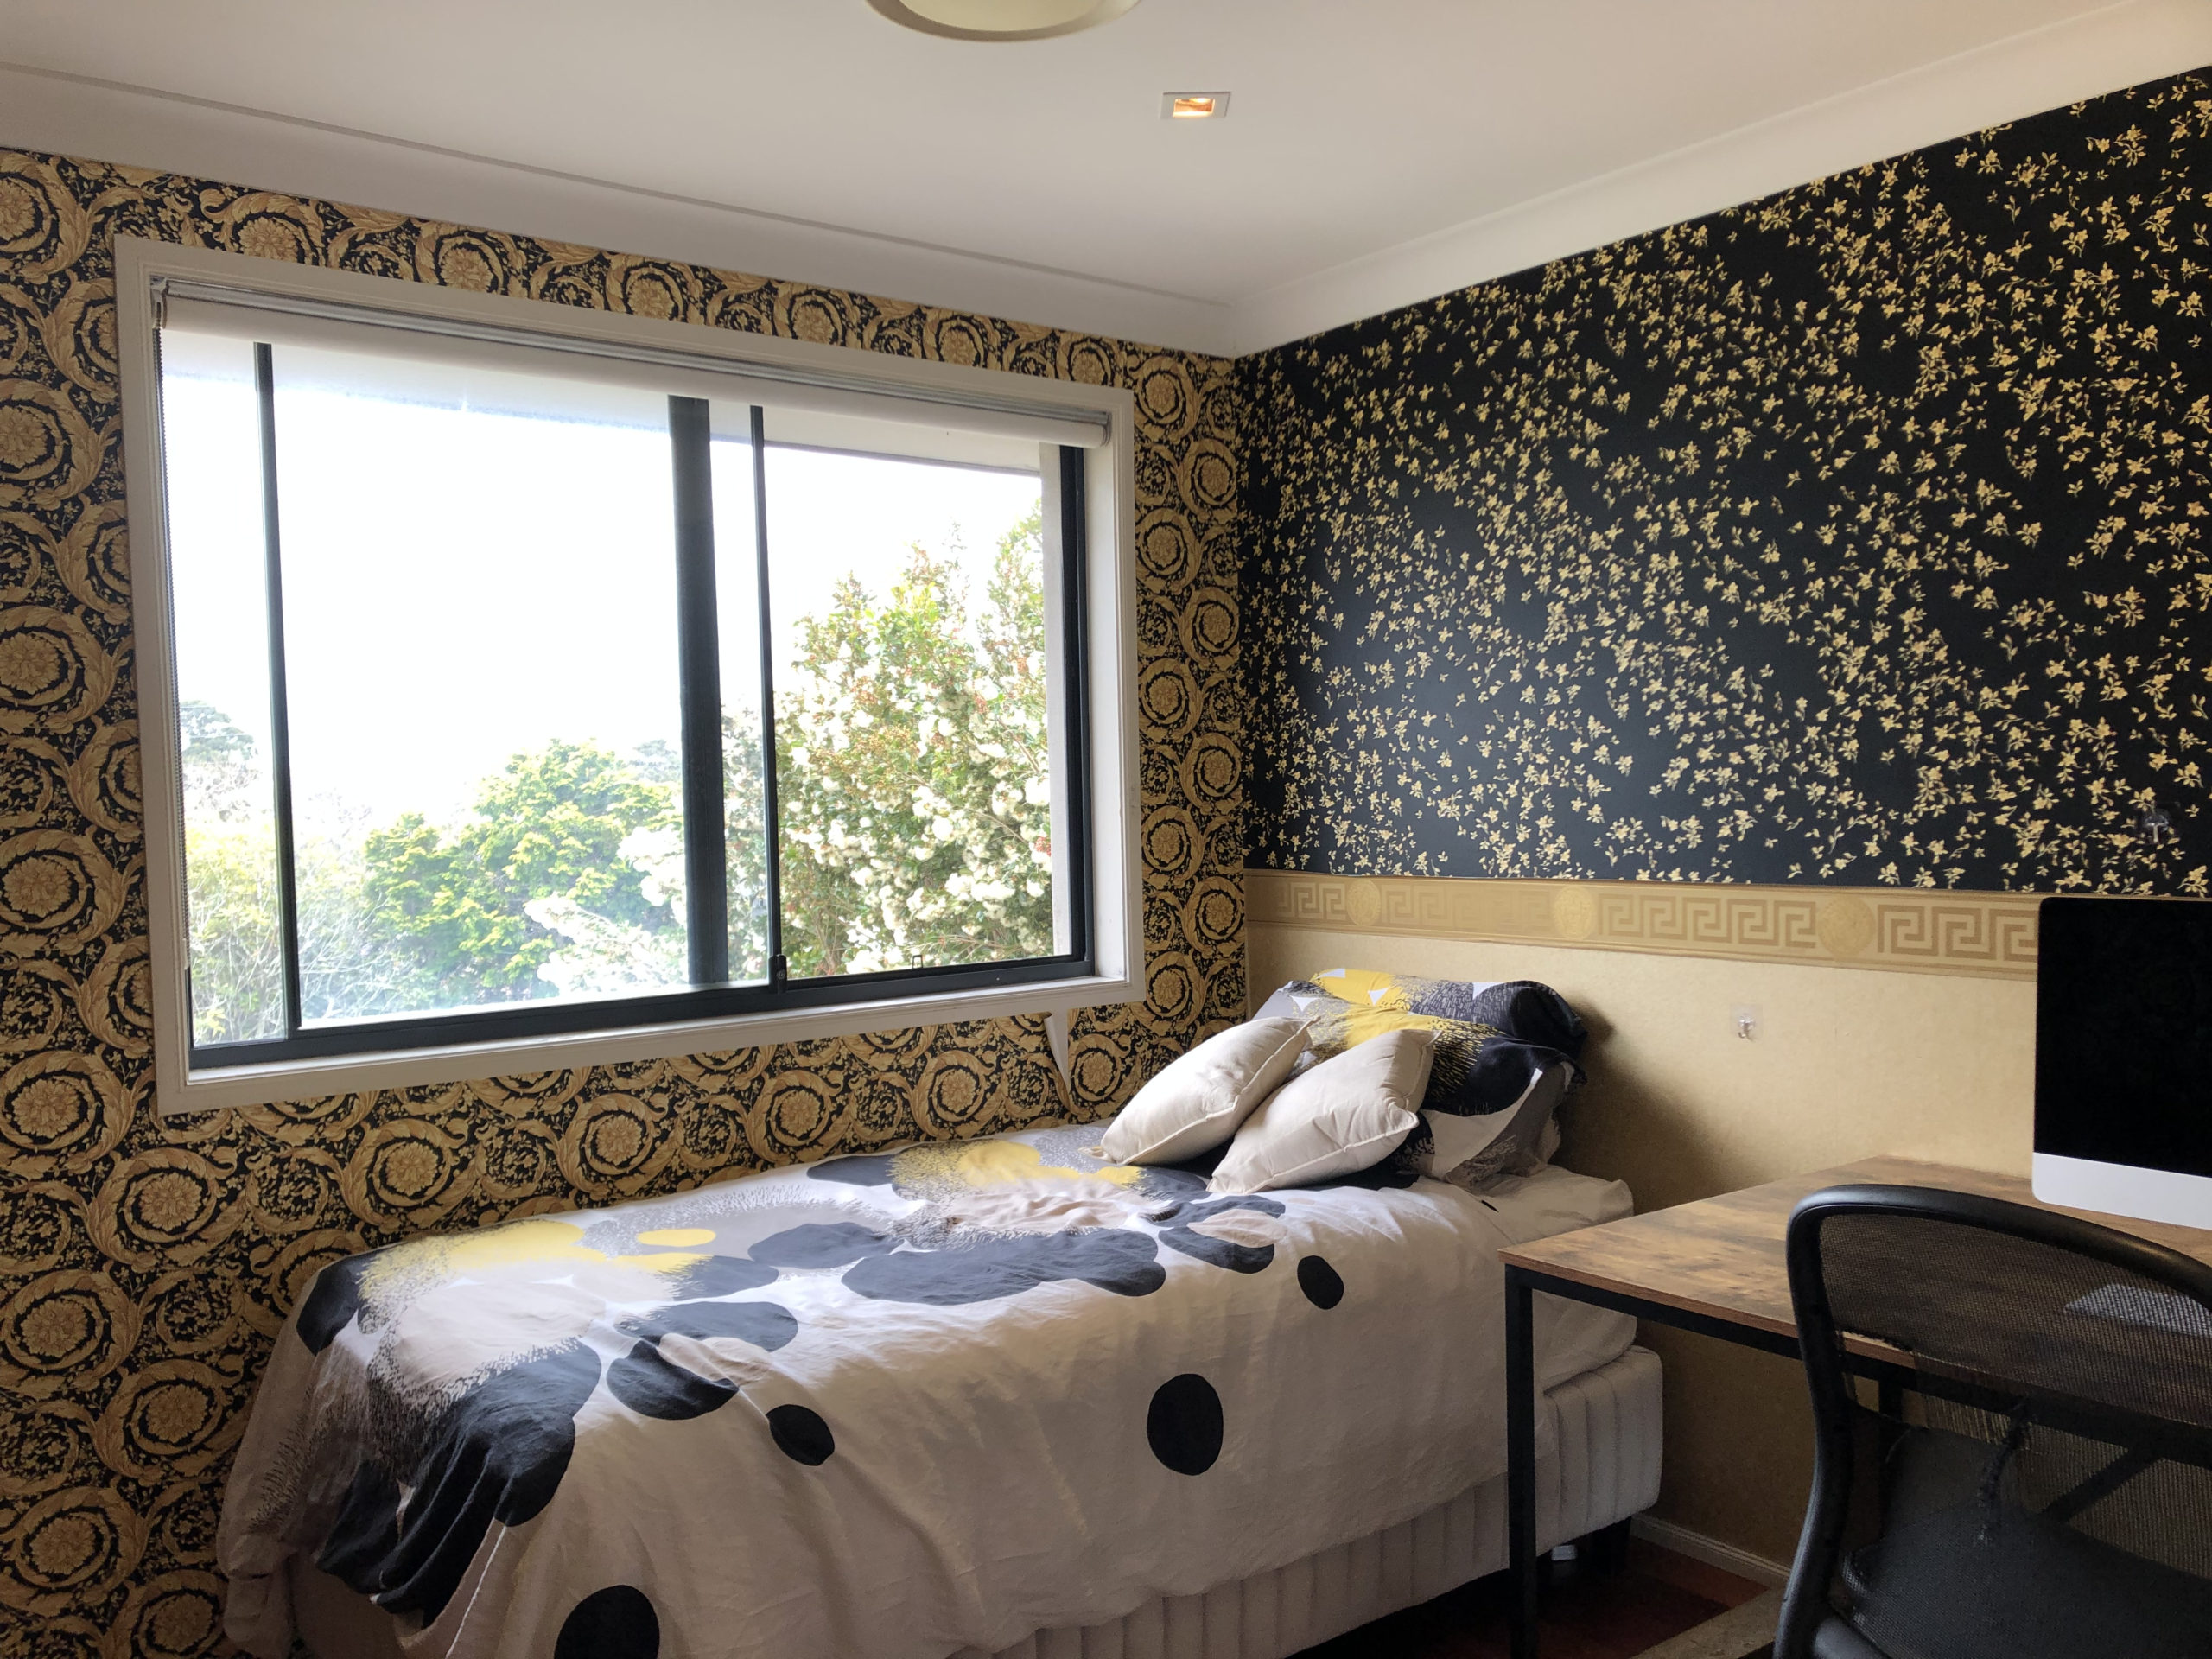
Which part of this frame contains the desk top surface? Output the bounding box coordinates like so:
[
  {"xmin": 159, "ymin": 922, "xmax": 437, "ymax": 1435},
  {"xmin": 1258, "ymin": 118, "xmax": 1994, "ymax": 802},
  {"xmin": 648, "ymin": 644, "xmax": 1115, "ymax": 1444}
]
[{"xmin": 1500, "ymin": 1156, "xmax": 2212, "ymax": 1346}]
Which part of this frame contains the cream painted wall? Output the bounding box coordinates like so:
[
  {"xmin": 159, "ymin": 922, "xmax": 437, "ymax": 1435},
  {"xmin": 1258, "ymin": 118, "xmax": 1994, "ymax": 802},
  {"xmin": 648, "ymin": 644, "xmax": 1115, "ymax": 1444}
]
[{"xmin": 1248, "ymin": 922, "xmax": 2038, "ymax": 1565}]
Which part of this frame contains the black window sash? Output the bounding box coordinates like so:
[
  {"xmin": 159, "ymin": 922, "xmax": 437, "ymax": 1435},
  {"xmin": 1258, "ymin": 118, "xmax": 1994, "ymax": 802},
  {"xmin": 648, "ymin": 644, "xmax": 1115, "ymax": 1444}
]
[
  {"xmin": 751, "ymin": 404, "xmax": 788, "ymax": 989},
  {"xmin": 186, "ymin": 362, "xmax": 1091, "ymax": 1069},
  {"xmin": 253, "ymin": 342, "xmax": 307, "ymax": 1038},
  {"xmin": 1050, "ymin": 442, "xmax": 1093, "ymax": 968},
  {"xmin": 667, "ymin": 395, "xmax": 730, "ymax": 988}
]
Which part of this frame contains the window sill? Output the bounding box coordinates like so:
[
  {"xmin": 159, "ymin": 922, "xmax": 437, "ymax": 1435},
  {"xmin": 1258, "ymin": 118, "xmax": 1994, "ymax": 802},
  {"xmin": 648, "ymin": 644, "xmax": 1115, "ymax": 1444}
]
[{"xmin": 161, "ymin": 969, "xmax": 1141, "ymax": 1116}]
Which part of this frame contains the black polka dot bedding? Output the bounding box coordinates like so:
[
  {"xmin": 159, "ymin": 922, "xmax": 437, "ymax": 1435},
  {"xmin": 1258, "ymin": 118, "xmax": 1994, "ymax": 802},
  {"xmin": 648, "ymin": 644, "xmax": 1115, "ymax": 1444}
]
[{"xmin": 219, "ymin": 1124, "xmax": 1633, "ymax": 1659}]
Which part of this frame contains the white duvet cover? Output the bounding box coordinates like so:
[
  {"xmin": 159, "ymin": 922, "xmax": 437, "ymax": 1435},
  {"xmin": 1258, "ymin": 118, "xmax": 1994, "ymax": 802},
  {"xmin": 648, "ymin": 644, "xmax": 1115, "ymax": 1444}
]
[{"xmin": 219, "ymin": 1125, "xmax": 1631, "ymax": 1659}]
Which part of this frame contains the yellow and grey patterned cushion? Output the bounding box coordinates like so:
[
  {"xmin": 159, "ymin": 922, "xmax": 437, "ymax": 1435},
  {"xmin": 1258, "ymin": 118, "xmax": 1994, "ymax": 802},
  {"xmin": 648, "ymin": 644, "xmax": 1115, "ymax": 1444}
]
[{"xmin": 1255, "ymin": 969, "xmax": 1587, "ymax": 1180}]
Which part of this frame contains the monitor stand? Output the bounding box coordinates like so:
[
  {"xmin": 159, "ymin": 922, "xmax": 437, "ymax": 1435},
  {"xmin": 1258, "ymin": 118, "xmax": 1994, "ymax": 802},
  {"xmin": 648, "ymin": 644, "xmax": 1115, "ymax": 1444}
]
[{"xmin": 2034, "ymin": 1151, "xmax": 2212, "ymax": 1230}]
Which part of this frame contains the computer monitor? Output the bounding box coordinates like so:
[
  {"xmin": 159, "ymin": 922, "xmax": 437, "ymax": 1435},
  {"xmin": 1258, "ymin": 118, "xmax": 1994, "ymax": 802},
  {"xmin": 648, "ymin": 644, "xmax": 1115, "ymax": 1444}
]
[{"xmin": 2034, "ymin": 895, "xmax": 2212, "ymax": 1229}]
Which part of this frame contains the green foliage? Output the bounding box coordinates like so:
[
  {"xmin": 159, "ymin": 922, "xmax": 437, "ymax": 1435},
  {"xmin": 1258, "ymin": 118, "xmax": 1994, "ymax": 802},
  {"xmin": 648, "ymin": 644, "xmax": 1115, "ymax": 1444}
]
[
  {"xmin": 179, "ymin": 698, "xmax": 256, "ymax": 766},
  {"xmin": 179, "ymin": 699, "xmax": 261, "ymax": 823},
  {"xmin": 185, "ymin": 817, "xmax": 426, "ymax": 1040},
  {"xmin": 361, "ymin": 741, "xmax": 677, "ymax": 1005},
  {"xmin": 182, "ymin": 817, "xmax": 284, "ymax": 1043},
  {"xmin": 723, "ymin": 713, "xmax": 773, "ymax": 979},
  {"xmin": 180, "ymin": 702, "xmax": 421, "ymax": 1039}
]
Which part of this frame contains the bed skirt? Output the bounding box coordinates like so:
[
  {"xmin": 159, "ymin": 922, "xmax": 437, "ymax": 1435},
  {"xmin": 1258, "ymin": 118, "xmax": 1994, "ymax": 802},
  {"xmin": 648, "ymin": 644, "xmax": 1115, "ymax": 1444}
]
[{"xmin": 294, "ymin": 1344, "xmax": 1660, "ymax": 1659}]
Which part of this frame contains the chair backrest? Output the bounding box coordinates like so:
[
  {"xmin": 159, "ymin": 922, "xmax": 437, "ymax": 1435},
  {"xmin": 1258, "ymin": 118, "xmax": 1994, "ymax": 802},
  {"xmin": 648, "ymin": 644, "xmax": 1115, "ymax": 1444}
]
[{"xmin": 1777, "ymin": 1184, "xmax": 2212, "ymax": 1659}]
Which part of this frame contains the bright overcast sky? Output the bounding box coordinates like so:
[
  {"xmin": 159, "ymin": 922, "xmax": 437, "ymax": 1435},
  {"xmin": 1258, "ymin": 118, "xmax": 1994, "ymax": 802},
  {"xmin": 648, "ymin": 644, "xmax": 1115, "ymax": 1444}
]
[{"xmin": 161, "ymin": 339, "xmax": 1042, "ymax": 830}]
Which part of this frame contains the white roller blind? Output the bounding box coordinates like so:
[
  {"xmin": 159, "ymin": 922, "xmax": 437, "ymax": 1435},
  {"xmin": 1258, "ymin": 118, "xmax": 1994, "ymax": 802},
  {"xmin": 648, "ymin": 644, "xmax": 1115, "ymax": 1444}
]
[{"xmin": 156, "ymin": 279, "xmax": 1111, "ymax": 450}]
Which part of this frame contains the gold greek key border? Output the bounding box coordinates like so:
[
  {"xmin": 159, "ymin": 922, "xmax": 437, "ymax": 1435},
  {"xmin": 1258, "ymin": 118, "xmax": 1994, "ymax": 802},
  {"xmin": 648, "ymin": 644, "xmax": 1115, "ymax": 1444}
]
[{"xmin": 1243, "ymin": 870, "xmax": 2042, "ymax": 982}]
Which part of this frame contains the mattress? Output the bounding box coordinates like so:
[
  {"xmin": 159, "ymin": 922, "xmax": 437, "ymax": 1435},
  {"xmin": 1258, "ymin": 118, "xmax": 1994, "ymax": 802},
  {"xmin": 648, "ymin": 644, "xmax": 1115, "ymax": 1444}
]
[
  {"xmin": 232, "ymin": 1133, "xmax": 1640, "ymax": 1659},
  {"xmin": 297, "ymin": 1345, "xmax": 1662, "ymax": 1659}
]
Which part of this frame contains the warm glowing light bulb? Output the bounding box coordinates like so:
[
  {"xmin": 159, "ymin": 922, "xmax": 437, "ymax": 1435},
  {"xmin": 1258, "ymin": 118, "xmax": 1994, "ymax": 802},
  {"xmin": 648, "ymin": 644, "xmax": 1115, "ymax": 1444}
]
[{"xmin": 1161, "ymin": 92, "xmax": 1230, "ymax": 120}]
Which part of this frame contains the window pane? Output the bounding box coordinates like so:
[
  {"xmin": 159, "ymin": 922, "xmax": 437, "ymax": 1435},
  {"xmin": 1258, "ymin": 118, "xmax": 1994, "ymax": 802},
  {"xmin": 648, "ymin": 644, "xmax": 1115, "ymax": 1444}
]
[
  {"xmin": 265, "ymin": 345, "xmax": 688, "ymax": 1022},
  {"xmin": 760, "ymin": 410, "xmax": 1052, "ymax": 978},
  {"xmin": 161, "ymin": 331, "xmax": 284, "ymax": 1045},
  {"xmin": 709, "ymin": 412, "xmax": 770, "ymax": 982}
]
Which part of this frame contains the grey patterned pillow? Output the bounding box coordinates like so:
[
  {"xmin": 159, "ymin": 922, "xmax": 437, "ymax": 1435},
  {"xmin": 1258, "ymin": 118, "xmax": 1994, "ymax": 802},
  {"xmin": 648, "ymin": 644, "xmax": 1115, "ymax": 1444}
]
[{"xmin": 1402, "ymin": 1062, "xmax": 1574, "ymax": 1188}]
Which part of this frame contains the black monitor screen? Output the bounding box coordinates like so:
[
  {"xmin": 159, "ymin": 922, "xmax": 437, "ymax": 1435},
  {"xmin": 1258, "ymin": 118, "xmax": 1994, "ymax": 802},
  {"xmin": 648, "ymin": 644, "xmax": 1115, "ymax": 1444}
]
[{"xmin": 2036, "ymin": 896, "xmax": 2212, "ymax": 1180}]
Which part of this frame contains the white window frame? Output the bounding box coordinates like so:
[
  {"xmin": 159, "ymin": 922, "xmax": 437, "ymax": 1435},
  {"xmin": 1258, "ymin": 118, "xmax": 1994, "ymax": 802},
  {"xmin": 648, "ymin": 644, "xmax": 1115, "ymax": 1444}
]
[{"xmin": 116, "ymin": 237, "xmax": 1143, "ymax": 1116}]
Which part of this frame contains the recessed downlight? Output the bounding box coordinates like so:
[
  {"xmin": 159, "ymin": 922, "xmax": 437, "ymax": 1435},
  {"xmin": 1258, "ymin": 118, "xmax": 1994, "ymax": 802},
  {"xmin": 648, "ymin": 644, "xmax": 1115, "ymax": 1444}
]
[
  {"xmin": 1162, "ymin": 91, "xmax": 1230, "ymax": 120},
  {"xmin": 866, "ymin": 0, "xmax": 1141, "ymax": 41}
]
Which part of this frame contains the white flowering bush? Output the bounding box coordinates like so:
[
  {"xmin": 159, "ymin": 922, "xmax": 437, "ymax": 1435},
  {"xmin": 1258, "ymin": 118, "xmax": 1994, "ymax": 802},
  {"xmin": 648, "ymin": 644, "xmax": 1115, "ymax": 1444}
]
[{"xmin": 775, "ymin": 507, "xmax": 1055, "ymax": 976}]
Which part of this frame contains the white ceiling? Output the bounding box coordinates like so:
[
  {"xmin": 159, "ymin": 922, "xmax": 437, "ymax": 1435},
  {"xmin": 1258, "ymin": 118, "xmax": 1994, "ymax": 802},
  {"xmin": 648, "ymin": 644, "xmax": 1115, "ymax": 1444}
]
[{"xmin": 4, "ymin": 0, "xmax": 2211, "ymax": 355}]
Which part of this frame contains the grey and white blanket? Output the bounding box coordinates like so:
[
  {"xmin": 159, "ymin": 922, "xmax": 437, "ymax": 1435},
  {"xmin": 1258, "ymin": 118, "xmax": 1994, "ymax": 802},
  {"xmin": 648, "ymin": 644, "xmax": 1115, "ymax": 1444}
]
[{"xmin": 219, "ymin": 1126, "xmax": 1632, "ymax": 1659}]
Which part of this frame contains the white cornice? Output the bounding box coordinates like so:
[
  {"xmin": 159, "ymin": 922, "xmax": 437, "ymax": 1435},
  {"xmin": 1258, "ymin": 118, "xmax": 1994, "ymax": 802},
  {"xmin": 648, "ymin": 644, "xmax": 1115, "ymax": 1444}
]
[
  {"xmin": 1218, "ymin": 0, "xmax": 2212, "ymax": 356},
  {"xmin": 0, "ymin": 59, "xmax": 1230, "ymax": 355},
  {"xmin": 6, "ymin": 0, "xmax": 2212, "ymax": 362}
]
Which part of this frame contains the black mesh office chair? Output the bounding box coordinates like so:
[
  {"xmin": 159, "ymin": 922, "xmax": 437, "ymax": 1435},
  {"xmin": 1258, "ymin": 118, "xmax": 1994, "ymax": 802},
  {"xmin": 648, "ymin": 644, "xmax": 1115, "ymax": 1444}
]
[{"xmin": 1777, "ymin": 1185, "xmax": 2212, "ymax": 1659}]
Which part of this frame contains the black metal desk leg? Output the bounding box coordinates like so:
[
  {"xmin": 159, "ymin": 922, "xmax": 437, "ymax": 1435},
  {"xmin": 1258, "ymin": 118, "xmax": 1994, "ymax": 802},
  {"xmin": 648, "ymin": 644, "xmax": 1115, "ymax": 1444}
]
[{"xmin": 1506, "ymin": 1266, "xmax": 1539, "ymax": 1659}]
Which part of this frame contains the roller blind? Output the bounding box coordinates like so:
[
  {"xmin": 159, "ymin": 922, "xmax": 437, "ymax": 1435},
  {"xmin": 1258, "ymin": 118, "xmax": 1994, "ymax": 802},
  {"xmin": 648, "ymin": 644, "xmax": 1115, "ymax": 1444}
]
[{"xmin": 155, "ymin": 277, "xmax": 1112, "ymax": 451}]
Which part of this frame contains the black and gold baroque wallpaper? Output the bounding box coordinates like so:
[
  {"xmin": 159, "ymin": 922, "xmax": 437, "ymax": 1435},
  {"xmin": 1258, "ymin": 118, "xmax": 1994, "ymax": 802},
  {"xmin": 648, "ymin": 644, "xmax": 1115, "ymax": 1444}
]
[
  {"xmin": 1243, "ymin": 72, "xmax": 2212, "ymax": 896},
  {"xmin": 0, "ymin": 153, "xmax": 1243, "ymax": 1655}
]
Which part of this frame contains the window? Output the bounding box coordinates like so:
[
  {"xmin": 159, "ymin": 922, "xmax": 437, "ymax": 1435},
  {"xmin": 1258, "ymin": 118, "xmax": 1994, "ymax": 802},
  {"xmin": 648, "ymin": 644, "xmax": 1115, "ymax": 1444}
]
[{"xmin": 121, "ymin": 240, "xmax": 1139, "ymax": 1114}]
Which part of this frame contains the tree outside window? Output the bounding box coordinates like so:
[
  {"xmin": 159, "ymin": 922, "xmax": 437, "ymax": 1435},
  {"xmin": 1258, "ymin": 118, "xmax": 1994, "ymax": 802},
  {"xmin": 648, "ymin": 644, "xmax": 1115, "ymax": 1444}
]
[{"xmin": 180, "ymin": 508, "xmax": 1052, "ymax": 1042}]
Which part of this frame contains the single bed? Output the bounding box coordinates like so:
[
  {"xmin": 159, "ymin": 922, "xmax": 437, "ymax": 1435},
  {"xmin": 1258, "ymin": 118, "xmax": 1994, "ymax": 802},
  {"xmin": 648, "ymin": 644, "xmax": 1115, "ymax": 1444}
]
[{"xmin": 221, "ymin": 1126, "xmax": 1659, "ymax": 1659}]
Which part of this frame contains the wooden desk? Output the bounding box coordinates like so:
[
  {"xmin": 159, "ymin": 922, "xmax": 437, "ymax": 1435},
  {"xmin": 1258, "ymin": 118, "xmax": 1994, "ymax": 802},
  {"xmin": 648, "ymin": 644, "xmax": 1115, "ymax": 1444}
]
[{"xmin": 1497, "ymin": 1157, "xmax": 2212, "ymax": 1659}]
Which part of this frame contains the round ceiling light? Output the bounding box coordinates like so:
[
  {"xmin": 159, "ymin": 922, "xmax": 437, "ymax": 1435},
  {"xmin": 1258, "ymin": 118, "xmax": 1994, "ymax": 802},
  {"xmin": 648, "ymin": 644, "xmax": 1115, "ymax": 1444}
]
[{"xmin": 866, "ymin": 0, "xmax": 1141, "ymax": 41}]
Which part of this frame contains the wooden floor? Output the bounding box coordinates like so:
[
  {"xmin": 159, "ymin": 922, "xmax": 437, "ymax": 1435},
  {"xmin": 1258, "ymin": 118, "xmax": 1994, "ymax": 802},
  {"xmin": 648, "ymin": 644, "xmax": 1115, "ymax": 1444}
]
[{"xmin": 1295, "ymin": 1541, "xmax": 1769, "ymax": 1659}]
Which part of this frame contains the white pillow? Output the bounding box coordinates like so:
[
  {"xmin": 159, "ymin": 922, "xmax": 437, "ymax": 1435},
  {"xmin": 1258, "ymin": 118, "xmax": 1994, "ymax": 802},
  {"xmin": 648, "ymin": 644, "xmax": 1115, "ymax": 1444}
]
[
  {"xmin": 1098, "ymin": 1018, "xmax": 1308, "ymax": 1166},
  {"xmin": 1209, "ymin": 1028, "xmax": 1434, "ymax": 1195}
]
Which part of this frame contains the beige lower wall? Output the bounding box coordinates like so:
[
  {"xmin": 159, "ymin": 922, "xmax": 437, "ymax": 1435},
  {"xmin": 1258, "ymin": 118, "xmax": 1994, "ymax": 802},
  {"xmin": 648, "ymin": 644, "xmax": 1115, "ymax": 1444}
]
[{"xmin": 1247, "ymin": 922, "xmax": 2037, "ymax": 1565}]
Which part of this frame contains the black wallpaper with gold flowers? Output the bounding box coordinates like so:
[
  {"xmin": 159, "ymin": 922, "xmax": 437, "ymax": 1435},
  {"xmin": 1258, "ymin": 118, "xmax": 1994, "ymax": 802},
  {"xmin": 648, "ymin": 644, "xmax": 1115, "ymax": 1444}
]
[
  {"xmin": 1243, "ymin": 72, "xmax": 2212, "ymax": 895},
  {"xmin": 0, "ymin": 151, "xmax": 1242, "ymax": 1656}
]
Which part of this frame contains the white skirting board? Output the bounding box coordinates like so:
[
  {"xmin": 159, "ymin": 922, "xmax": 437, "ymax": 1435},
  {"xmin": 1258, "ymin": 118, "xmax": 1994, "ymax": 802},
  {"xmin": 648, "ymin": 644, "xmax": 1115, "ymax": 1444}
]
[
  {"xmin": 296, "ymin": 1346, "xmax": 1664, "ymax": 1659},
  {"xmin": 1628, "ymin": 1514, "xmax": 1791, "ymax": 1590}
]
